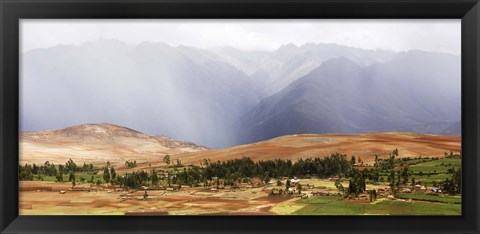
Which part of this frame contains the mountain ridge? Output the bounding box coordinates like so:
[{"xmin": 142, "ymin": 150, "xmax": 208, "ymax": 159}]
[{"xmin": 234, "ymin": 54, "xmax": 460, "ymax": 144}]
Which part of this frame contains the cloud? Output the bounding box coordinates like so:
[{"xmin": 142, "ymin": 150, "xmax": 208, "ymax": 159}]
[{"xmin": 21, "ymin": 19, "xmax": 460, "ymax": 54}]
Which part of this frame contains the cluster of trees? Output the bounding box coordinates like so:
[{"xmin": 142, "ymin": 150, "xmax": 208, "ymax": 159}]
[
  {"xmin": 19, "ymin": 159, "xmax": 99, "ymax": 186},
  {"xmin": 444, "ymin": 151, "xmax": 461, "ymax": 158},
  {"xmin": 374, "ymin": 149, "xmax": 398, "ymax": 170},
  {"xmin": 19, "ymin": 149, "xmax": 462, "ymax": 196},
  {"xmin": 203, "ymin": 153, "xmax": 352, "ymax": 181},
  {"xmin": 124, "ymin": 160, "xmax": 137, "ymax": 168},
  {"xmin": 19, "ymin": 164, "xmax": 35, "ymax": 180},
  {"xmin": 102, "ymin": 166, "xmax": 117, "ymax": 184},
  {"xmin": 117, "ymin": 170, "xmax": 150, "ymax": 188},
  {"xmin": 89, "ymin": 154, "xmax": 353, "ymax": 190},
  {"xmin": 59, "ymin": 159, "xmax": 96, "ymax": 173},
  {"xmin": 442, "ymin": 168, "xmax": 461, "ymax": 194},
  {"xmin": 19, "ymin": 161, "xmax": 59, "ymax": 180},
  {"xmin": 348, "ymin": 169, "xmax": 366, "ymax": 197}
]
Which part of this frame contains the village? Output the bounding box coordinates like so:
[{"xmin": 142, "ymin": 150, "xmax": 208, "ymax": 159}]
[
  {"xmin": 19, "ymin": 150, "xmax": 461, "ymax": 215},
  {"xmin": 19, "ymin": 171, "xmax": 448, "ymax": 216}
]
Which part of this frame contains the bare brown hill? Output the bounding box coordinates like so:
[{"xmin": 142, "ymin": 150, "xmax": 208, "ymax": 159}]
[
  {"xmin": 162, "ymin": 132, "xmax": 460, "ymax": 167},
  {"xmin": 20, "ymin": 123, "xmax": 208, "ymax": 166},
  {"xmin": 20, "ymin": 124, "xmax": 460, "ymax": 171}
]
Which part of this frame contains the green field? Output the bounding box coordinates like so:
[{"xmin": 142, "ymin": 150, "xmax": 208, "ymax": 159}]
[
  {"xmin": 395, "ymin": 193, "xmax": 461, "ymax": 204},
  {"xmin": 32, "ymin": 173, "xmax": 104, "ymax": 183},
  {"xmin": 295, "ymin": 197, "xmax": 461, "ymax": 215},
  {"xmin": 409, "ymin": 158, "xmax": 460, "ymax": 173},
  {"xmin": 406, "ymin": 158, "xmax": 461, "ymax": 185}
]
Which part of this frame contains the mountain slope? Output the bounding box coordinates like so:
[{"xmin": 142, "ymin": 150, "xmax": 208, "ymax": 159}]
[
  {"xmin": 149, "ymin": 132, "xmax": 460, "ymax": 168},
  {"xmin": 20, "ymin": 123, "xmax": 208, "ymax": 166},
  {"xmin": 234, "ymin": 52, "xmax": 460, "ymax": 144},
  {"xmin": 20, "ymin": 124, "xmax": 460, "ymax": 172}
]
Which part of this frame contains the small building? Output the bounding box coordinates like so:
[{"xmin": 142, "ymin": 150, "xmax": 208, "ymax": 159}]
[
  {"xmin": 290, "ymin": 178, "xmax": 301, "ymax": 185},
  {"xmin": 399, "ymin": 188, "xmax": 412, "ymax": 193},
  {"xmin": 431, "ymin": 188, "xmax": 442, "ymax": 193},
  {"xmin": 414, "ymin": 185, "xmax": 426, "ymax": 192}
]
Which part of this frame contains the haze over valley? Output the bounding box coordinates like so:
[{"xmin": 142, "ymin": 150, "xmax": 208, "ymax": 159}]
[{"xmin": 21, "ymin": 40, "xmax": 460, "ymax": 148}]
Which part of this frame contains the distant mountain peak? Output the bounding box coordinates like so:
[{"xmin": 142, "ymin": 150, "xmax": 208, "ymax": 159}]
[
  {"xmin": 277, "ymin": 43, "xmax": 298, "ymax": 51},
  {"xmin": 82, "ymin": 38, "xmax": 130, "ymax": 49},
  {"xmin": 309, "ymin": 57, "xmax": 361, "ymax": 75}
]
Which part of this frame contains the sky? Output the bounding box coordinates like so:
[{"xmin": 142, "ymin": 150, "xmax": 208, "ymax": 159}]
[{"xmin": 20, "ymin": 19, "xmax": 461, "ymax": 55}]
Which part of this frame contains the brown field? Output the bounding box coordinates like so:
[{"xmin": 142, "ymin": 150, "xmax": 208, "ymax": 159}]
[
  {"xmin": 20, "ymin": 124, "xmax": 460, "ymax": 170},
  {"xmin": 143, "ymin": 132, "xmax": 460, "ymax": 169},
  {"xmin": 19, "ymin": 181, "xmax": 294, "ymax": 215}
]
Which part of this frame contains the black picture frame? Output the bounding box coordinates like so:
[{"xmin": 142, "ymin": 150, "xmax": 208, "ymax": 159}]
[{"xmin": 1, "ymin": 0, "xmax": 479, "ymax": 233}]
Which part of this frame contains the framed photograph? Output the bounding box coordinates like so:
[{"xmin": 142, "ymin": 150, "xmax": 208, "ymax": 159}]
[{"xmin": 1, "ymin": 0, "xmax": 479, "ymax": 233}]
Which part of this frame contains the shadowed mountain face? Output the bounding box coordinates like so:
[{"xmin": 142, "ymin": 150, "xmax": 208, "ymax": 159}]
[
  {"xmin": 21, "ymin": 40, "xmax": 460, "ymax": 148},
  {"xmin": 234, "ymin": 52, "xmax": 460, "ymax": 144},
  {"xmin": 21, "ymin": 40, "xmax": 263, "ymax": 148}
]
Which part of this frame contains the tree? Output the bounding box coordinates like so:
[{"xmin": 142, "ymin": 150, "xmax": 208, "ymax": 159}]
[
  {"xmin": 351, "ymin": 156, "xmax": 356, "ymax": 165},
  {"xmin": 65, "ymin": 159, "xmax": 77, "ymax": 172},
  {"xmin": 389, "ymin": 170, "xmax": 396, "ymax": 195},
  {"xmin": 151, "ymin": 170, "xmax": 159, "ymax": 185},
  {"xmin": 103, "ymin": 167, "xmax": 111, "ymax": 184},
  {"xmin": 297, "ymin": 183, "xmax": 302, "ymax": 194},
  {"xmin": 263, "ymin": 173, "xmax": 271, "ymax": 185},
  {"xmin": 68, "ymin": 171, "xmax": 75, "ymax": 182},
  {"xmin": 369, "ymin": 189, "xmax": 377, "ymax": 201},
  {"xmin": 201, "ymin": 158, "xmax": 210, "ymax": 168},
  {"xmin": 56, "ymin": 171, "xmax": 64, "ymax": 182},
  {"xmin": 163, "ymin": 155, "xmax": 171, "ymax": 166},
  {"xmin": 348, "ymin": 170, "xmax": 366, "ymax": 197},
  {"xmin": 334, "ymin": 179, "xmax": 344, "ymax": 195},
  {"xmin": 400, "ymin": 167, "xmax": 409, "ymax": 185},
  {"xmin": 19, "ymin": 165, "xmax": 34, "ymax": 181},
  {"xmin": 442, "ymin": 168, "xmax": 461, "ymax": 194},
  {"xmin": 110, "ymin": 167, "xmax": 117, "ymax": 181}
]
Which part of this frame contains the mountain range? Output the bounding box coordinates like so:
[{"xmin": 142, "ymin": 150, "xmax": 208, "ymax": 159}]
[{"xmin": 21, "ymin": 39, "xmax": 461, "ymax": 148}]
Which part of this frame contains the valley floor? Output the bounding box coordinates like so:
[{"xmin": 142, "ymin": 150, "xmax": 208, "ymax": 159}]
[{"xmin": 19, "ymin": 177, "xmax": 461, "ymax": 216}]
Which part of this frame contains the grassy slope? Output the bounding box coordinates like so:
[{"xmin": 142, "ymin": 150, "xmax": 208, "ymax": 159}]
[{"xmin": 294, "ymin": 197, "xmax": 461, "ymax": 215}]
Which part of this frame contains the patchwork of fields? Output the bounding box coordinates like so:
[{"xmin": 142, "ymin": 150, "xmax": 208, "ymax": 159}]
[{"xmin": 20, "ymin": 157, "xmax": 461, "ymax": 216}]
